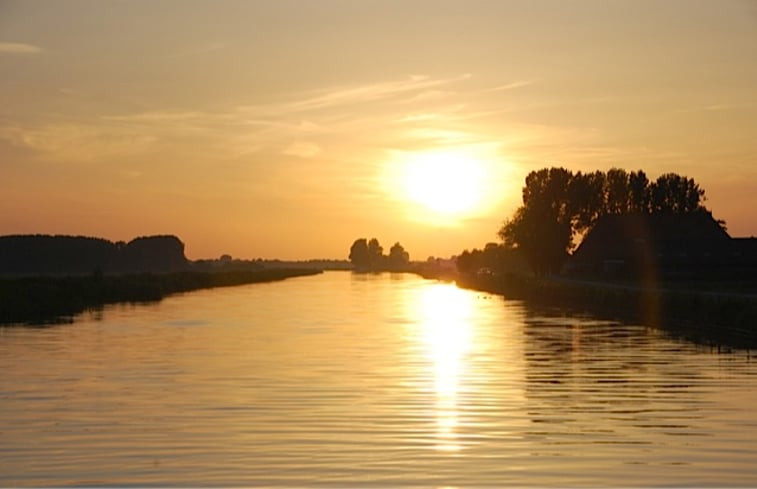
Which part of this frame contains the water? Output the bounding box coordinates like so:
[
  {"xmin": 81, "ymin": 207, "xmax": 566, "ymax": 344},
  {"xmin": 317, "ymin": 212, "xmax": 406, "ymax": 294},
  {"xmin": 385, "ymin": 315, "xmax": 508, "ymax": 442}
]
[{"xmin": 1, "ymin": 271, "xmax": 756, "ymax": 486}]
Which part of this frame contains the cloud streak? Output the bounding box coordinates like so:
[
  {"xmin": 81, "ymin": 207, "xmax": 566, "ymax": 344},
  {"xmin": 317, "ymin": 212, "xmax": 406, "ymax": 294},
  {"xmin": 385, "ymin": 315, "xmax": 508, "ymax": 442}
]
[
  {"xmin": 0, "ymin": 73, "xmax": 523, "ymax": 164},
  {"xmin": 282, "ymin": 142, "xmax": 322, "ymax": 159},
  {"xmin": 0, "ymin": 42, "xmax": 44, "ymax": 54},
  {"xmin": 0, "ymin": 123, "xmax": 156, "ymax": 162},
  {"xmin": 285, "ymin": 74, "xmax": 471, "ymax": 112},
  {"xmin": 487, "ymin": 80, "xmax": 537, "ymax": 92}
]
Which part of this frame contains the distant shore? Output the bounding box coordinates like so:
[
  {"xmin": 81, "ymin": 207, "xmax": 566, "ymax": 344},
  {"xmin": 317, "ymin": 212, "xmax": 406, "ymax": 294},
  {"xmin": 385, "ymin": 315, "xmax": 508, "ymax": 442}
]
[
  {"xmin": 446, "ymin": 271, "xmax": 757, "ymax": 349},
  {"xmin": 0, "ymin": 269, "xmax": 322, "ymax": 326}
]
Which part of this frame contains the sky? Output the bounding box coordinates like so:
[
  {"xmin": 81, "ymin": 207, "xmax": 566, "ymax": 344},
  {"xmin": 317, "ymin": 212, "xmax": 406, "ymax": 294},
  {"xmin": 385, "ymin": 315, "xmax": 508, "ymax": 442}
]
[{"xmin": 1, "ymin": 0, "xmax": 756, "ymax": 260}]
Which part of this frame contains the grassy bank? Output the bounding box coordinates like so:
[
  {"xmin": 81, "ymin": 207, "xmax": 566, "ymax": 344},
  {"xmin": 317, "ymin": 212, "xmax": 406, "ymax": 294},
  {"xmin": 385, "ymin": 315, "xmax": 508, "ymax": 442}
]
[
  {"xmin": 456, "ymin": 272, "xmax": 757, "ymax": 349},
  {"xmin": 0, "ymin": 268, "xmax": 322, "ymax": 325}
]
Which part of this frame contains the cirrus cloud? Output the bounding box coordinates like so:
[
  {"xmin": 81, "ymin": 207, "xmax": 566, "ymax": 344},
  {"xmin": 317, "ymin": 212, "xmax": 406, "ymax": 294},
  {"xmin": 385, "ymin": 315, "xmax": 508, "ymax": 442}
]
[
  {"xmin": 0, "ymin": 42, "xmax": 44, "ymax": 54},
  {"xmin": 283, "ymin": 142, "xmax": 322, "ymax": 159}
]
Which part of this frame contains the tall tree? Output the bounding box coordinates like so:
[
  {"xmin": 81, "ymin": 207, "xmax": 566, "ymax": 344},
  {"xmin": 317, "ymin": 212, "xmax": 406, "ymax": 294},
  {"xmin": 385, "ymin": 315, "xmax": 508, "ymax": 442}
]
[
  {"xmin": 604, "ymin": 168, "xmax": 630, "ymax": 214},
  {"xmin": 498, "ymin": 167, "xmax": 713, "ymax": 275},
  {"xmin": 500, "ymin": 168, "xmax": 576, "ymax": 275},
  {"xmin": 500, "ymin": 206, "xmax": 573, "ymax": 275},
  {"xmin": 569, "ymin": 170, "xmax": 605, "ymax": 232},
  {"xmin": 367, "ymin": 238, "xmax": 384, "ymax": 269},
  {"xmin": 649, "ymin": 173, "xmax": 705, "ymax": 213},
  {"xmin": 388, "ymin": 242, "xmax": 410, "ymax": 269},
  {"xmin": 349, "ymin": 238, "xmax": 369, "ymax": 268},
  {"xmin": 628, "ymin": 170, "xmax": 650, "ymax": 213}
]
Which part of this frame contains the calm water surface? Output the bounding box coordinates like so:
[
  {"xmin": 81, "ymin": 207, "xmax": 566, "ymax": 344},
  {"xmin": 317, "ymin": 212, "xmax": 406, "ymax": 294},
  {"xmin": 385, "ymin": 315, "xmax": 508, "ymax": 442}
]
[{"xmin": 2, "ymin": 271, "xmax": 757, "ymax": 486}]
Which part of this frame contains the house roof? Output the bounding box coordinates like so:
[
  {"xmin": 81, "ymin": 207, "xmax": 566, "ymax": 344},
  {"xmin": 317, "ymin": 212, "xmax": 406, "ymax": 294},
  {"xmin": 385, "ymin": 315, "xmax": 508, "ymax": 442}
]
[{"xmin": 573, "ymin": 212, "xmax": 730, "ymax": 263}]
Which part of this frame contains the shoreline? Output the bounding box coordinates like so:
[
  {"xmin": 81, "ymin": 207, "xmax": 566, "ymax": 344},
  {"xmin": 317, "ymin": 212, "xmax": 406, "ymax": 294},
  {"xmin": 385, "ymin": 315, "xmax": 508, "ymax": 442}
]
[
  {"xmin": 0, "ymin": 268, "xmax": 322, "ymax": 326},
  {"xmin": 448, "ymin": 271, "xmax": 757, "ymax": 349}
]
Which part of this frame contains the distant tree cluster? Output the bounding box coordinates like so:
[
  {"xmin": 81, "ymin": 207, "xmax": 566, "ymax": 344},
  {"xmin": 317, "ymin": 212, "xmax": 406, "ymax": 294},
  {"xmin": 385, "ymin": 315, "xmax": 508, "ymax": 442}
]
[
  {"xmin": 456, "ymin": 242, "xmax": 529, "ymax": 276},
  {"xmin": 349, "ymin": 238, "xmax": 410, "ymax": 271},
  {"xmin": 0, "ymin": 234, "xmax": 188, "ymax": 275},
  {"xmin": 498, "ymin": 168, "xmax": 714, "ymax": 275}
]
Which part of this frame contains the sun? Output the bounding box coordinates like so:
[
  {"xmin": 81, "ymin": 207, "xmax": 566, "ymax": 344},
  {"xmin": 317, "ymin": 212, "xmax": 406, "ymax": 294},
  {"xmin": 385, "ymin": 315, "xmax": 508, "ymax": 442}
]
[
  {"xmin": 391, "ymin": 149, "xmax": 491, "ymax": 225},
  {"xmin": 382, "ymin": 145, "xmax": 510, "ymax": 226},
  {"xmin": 398, "ymin": 149, "xmax": 487, "ymax": 220}
]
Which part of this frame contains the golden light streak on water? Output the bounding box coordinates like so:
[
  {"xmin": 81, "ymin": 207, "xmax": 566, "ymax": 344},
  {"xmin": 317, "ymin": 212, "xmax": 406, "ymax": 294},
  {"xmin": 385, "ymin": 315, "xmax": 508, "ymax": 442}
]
[
  {"xmin": 416, "ymin": 284, "xmax": 473, "ymax": 452},
  {"xmin": 2, "ymin": 272, "xmax": 757, "ymax": 486}
]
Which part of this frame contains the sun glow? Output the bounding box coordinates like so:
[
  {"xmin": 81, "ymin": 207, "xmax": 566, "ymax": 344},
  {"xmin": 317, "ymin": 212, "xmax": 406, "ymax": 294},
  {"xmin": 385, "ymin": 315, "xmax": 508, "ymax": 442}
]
[
  {"xmin": 416, "ymin": 283, "xmax": 474, "ymax": 451},
  {"xmin": 403, "ymin": 150, "xmax": 484, "ymax": 215},
  {"xmin": 385, "ymin": 147, "xmax": 503, "ymax": 225}
]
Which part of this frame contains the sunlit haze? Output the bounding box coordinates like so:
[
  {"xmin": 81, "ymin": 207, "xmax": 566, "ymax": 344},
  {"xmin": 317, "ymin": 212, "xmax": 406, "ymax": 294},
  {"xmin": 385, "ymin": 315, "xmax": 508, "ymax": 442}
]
[{"xmin": 1, "ymin": 0, "xmax": 756, "ymax": 259}]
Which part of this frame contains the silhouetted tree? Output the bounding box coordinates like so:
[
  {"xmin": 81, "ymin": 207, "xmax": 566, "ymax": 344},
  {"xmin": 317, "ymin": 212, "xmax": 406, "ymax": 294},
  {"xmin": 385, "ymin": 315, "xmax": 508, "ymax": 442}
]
[
  {"xmin": 500, "ymin": 206, "xmax": 572, "ymax": 275},
  {"xmin": 649, "ymin": 173, "xmax": 705, "ymax": 214},
  {"xmin": 367, "ymin": 238, "xmax": 383, "ymax": 268},
  {"xmin": 604, "ymin": 168, "xmax": 630, "ymax": 214},
  {"xmin": 628, "ymin": 170, "xmax": 650, "ymax": 213},
  {"xmin": 499, "ymin": 168, "xmax": 576, "ymax": 275},
  {"xmin": 456, "ymin": 250, "xmax": 474, "ymax": 274},
  {"xmin": 0, "ymin": 234, "xmax": 188, "ymax": 275},
  {"xmin": 569, "ymin": 170, "xmax": 605, "ymax": 232},
  {"xmin": 120, "ymin": 235, "xmax": 187, "ymax": 272},
  {"xmin": 349, "ymin": 237, "xmax": 386, "ymax": 270},
  {"xmin": 456, "ymin": 242, "xmax": 527, "ymax": 275},
  {"xmin": 498, "ymin": 167, "xmax": 713, "ymax": 275},
  {"xmin": 388, "ymin": 242, "xmax": 410, "ymax": 270},
  {"xmin": 349, "ymin": 238, "xmax": 370, "ymax": 268}
]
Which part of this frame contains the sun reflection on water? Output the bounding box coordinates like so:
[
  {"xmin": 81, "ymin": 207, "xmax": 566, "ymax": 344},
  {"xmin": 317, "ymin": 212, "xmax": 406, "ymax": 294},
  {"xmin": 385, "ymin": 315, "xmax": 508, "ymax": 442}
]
[{"xmin": 416, "ymin": 283, "xmax": 474, "ymax": 452}]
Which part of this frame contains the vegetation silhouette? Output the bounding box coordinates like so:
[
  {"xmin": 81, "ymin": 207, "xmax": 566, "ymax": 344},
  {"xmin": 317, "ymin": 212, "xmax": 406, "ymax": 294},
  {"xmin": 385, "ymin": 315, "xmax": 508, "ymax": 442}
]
[
  {"xmin": 0, "ymin": 234, "xmax": 322, "ymax": 325},
  {"xmin": 498, "ymin": 168, "xmax": 714, "ymax": 275},
  {"xmin": 0, "ymin": 269, "xmax": 321, "ymax": 325},
  {"xmin": 349, "ymin": 238, "xmax": 411, "ymax": 272},
  {"xmin": 456, "ymin": 242, "xmax": 528, "ymax": 277},
  {"xmin": 388, "ymin": 242, "xmax": 411, "ymax": 270},
  {"xmin": 0, "ymin": 234, "xmax": 188, "ymax": 275},
  {"xmin": 451, "ymin": 167, "xmax": 757, "ymax": 348}
]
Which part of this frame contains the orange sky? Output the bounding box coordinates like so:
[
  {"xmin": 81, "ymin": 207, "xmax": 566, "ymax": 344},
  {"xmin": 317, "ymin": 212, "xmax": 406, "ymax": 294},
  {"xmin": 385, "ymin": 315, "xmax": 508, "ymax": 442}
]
[{"xmin": 1, "ymin": 0, "xmax": 756, "ymax": 260}]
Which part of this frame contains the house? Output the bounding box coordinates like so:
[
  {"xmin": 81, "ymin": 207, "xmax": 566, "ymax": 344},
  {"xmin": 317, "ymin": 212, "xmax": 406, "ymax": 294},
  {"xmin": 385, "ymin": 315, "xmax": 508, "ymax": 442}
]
[
  {"xmin": 569, "ymin": 212, "xmax": 738, "ymax": 280},
  {"xmin": 727, "ymin": 237, "xmax": 757, "ymax": 279}
]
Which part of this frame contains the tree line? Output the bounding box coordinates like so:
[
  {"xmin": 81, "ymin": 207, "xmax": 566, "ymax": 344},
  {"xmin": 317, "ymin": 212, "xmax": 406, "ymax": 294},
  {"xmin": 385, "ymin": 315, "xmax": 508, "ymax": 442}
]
[
  {"xmin": 494, "ymin": 168, "xmax": 717, "ymax": 275},
  {"xmin": 349, "ymin": 238, "xmax": 410, "ymax": 271},
  {"xmin": 0, "ymin": 235, "xmax": 188, "ymax": 275}
]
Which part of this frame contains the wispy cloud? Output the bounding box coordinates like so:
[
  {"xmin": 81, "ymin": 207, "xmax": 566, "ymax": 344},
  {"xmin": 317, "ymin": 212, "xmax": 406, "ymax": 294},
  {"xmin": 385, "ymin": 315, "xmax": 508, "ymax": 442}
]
[
  {"xmin": 401, "ymin": 128, "xmax": 478, "ymax": 146},
  {"xmin": 487, "ymin": 80, "xmax": 536, "ymax": 92},
  {"xmin": 673, "ymin": 102, "xmax": 756, "ymax": 113},
  {"xmin": 103, "ymin": 111, "xmax": 206, "ymax": 123},
  {"xmin": 0, "ymin": 42, "xmax": 44, "ymax": 54},
  {"xmin": 282, "ymin": 142, "xmax": 322, "ymax": 159},
  {"xmin": 394, "ymin": 104, "xmax": 503, "ymax": 125},
  {"xmin": 0, "ymin": 123, "xmax": 156, "ymax": 162},
  {"xmin": 285, "ymin": 74, "xmax": 470, "ymax": 112},
  {"xmin": 2, "ymin": 73, "xmax": 518, "ymax": 163},
  {"xmin": 395, "ymin": 113, "xmax": 442, "ymax": 123}
]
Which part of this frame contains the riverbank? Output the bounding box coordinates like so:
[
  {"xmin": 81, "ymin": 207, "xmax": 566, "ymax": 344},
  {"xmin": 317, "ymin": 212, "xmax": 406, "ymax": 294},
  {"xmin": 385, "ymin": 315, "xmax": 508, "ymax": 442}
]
[
  {"xmin": 453, "ymin": 272, "xmax": 757, "ymax": 349},
  {"xmin": 0, "ymin": 268, "xmax": 322, "ymax": 325}
]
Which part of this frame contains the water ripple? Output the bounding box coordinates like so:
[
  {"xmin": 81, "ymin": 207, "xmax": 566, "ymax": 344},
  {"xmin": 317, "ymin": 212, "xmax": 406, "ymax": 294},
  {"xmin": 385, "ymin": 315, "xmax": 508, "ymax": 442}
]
[{"xmin": 1, "ymin": 272, "xmax": 756, "ymax": 486}]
